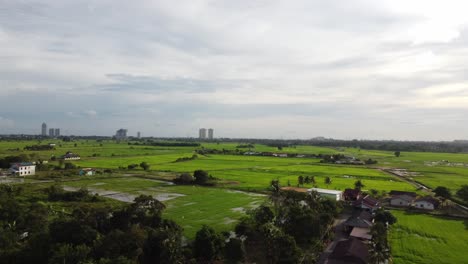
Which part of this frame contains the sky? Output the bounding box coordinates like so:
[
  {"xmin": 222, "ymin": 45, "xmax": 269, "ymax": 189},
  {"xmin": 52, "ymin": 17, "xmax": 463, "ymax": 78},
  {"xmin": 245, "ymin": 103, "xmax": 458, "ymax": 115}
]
[{"xmin": 1, "ymin": 0, "xmax": 468, "ymax": 140}]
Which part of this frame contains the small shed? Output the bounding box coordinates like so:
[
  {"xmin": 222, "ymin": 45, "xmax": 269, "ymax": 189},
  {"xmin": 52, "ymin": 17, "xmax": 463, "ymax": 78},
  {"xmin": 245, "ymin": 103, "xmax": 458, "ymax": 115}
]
[
  {"xmin": 79, "ymin": 168, "xmax": 96, "ymax": 176},
  {"xmin": 308, "ymin": 188, "xmax": 343, "ymax": 201}
]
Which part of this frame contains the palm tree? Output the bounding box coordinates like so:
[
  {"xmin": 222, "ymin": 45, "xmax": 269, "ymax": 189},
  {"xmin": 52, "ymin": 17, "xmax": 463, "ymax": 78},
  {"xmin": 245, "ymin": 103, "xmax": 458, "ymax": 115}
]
[
  {"xmin": 310, "ymin": 176, "xmax": 316, "ymax": 185},
  {"xmin": 354, "ymin": 180, "xmax": 365, "ymax": 191},
  {"xmin": 298, "ymin": 176, "xmax": 304, "ymax": 186},
  {"xmin": 368, "ymin": 223, "xmax": 392, "ymax": 264},
  {"xmin": 324, "ymin": 176, "xmax": 332, "ymax": 188},
  {"xmin": 368, "ymin": 241, "xmax": 392, "ymax": 264}
]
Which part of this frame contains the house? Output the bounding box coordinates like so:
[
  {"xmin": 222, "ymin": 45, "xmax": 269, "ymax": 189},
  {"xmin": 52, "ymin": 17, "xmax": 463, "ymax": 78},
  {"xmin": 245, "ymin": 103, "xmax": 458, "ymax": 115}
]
[
  {"xmin": 389, "ymin": 190, "xmax": 417, "ymax": 197},
  {"xmin": 9, "ymin": 162, "xmax": 36, "ymax": 176},
  {"xmin": 328, "ymin": 238, "xmax": 369, "ymax": 264},
  {"xmin": 390, "ymin": 194, "xmax": 415, "ymax": 207},
  {"xmin": 343, "ymin": 188, "xmax": 362, "ymax": 201},
  {"xmin": 62, "ymin": 151, "xmax": 81, "ymax": 160},
  {"xmin": 414, "ymin": 196, "xmax": 440, "ymax": 210},
  {"xmin": 350, "ymin": 227, "xmax": 372, "ymax": 240},
  {"xmin": 344, "ymin": 210, "xmax": 373, "ymax": 231},
  {"xmin": 354, "ymin": 195, "xmax": 380, "ymax": 212},
  {"xmin": 308, "ymin": 188, "xmax": 343, "ymax": 201},
  {"xmin": 79, "ymin": 168, "xmax": 96, "ymax": 176}
]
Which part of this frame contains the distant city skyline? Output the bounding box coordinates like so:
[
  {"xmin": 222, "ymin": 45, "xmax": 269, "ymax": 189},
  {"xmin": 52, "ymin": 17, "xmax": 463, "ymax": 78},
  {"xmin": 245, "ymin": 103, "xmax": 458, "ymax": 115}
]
[{"xmin": 2, "ymin": 1, "xmax": 468, "ymax": 140}]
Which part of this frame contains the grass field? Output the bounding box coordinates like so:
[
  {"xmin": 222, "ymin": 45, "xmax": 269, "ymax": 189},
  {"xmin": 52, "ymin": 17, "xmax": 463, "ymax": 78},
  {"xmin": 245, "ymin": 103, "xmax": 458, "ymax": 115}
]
[
  {"xmin": 389, "ymin": 210, "xmax": 468, "ymax": 264},
  {"xmin": 343, "ymin": 148, "xmax": 468, "ymax": 192},
  {"xmin": 62, "ymin": 176, "xmax": 265, "ymax": 239},
  {"xmin": 3, "ymin": 139, "xmax": 468, "ymax": 249}
]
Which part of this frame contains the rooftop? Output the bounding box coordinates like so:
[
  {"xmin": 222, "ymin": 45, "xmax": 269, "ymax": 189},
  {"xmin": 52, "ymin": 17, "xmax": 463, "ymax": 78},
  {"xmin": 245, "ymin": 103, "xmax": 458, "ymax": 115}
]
[{"xmin": 308, "ymin": 188, "xmax": 343, "ymax": 195}]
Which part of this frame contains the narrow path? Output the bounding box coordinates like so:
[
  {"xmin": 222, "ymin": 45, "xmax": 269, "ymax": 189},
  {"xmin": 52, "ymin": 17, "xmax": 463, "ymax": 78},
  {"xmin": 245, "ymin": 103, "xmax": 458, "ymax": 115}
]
[
  {"xmin": 317, "ymin": 211, "xmax": 351, "ymax": 264},
  {"xmin": 379, "ymin": 168, "xmax": 432, "ymax": 193}
]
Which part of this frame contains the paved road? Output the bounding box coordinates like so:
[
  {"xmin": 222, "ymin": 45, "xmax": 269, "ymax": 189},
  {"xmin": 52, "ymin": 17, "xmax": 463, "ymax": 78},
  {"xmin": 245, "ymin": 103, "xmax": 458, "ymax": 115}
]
[{"xmin": 317, "ymin": 211, "xmax": 351, "ymax": 264}]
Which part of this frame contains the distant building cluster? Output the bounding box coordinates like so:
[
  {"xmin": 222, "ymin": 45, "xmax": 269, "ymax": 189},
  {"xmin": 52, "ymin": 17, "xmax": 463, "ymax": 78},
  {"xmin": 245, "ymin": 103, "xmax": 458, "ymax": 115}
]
[
  {"xmin": 115, "ymin": 129, "xmax": 128, "ymax": 140},
  {"xmin": 199, "ymin": 128, "xmax": 214, "ymax": 140},
  {"xmin": 41, "ymin": 123, "xmax": 60, "ymax": 137}
]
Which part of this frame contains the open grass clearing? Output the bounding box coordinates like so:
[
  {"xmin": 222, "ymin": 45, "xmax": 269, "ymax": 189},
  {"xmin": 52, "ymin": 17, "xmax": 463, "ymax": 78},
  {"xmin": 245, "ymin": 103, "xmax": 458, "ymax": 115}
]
[{"xmin": 61, "ymin": 176, "xmax": 266, "ymax": 239}]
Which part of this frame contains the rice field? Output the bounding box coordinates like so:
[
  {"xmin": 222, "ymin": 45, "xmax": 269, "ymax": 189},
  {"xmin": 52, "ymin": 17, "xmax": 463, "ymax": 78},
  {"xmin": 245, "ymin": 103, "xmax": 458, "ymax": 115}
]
[
  {"xmin": 62, "ymin": 176, "xmax": 265, "ymax": 239},
  {"xmin": 389, "ymin": 210, "xmax": 468, "ymax": 264}
]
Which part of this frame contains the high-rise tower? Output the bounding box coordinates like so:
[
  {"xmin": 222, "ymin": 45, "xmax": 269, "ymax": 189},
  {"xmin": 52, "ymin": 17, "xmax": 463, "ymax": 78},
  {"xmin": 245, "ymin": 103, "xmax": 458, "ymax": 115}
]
[
  {"xmin": 199, "ymin": 128, "xmax": 207, "ymax": 139},
  {"xmin": 41, "ymin": 123, "xmax": 47, "ymax": 136},
  {"xmin": 208, "ymin": 128, "xmax": 214, "ymax": 140}
]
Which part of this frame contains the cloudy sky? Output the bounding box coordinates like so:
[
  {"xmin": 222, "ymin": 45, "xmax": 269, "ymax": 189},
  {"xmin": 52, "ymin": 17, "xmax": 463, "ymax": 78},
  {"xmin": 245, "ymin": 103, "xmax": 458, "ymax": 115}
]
[{"xmin": 1, "ymin": 0, "xmax": 468, "ymax": 140}]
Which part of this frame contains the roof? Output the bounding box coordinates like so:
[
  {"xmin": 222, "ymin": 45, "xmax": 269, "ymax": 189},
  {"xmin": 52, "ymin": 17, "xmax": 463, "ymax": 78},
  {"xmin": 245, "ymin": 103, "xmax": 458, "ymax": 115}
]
[
  {"xmin": 280, "ymin": 187, "xmax": 309, "ymax": 193},
  {"xmin": 345, "ymin": 210, "xmax": 373, "ymax": 228},
  {"xmin": 415, "ymin": 196, "xmax": 440, "ymax": 207},
  {"xmin": 354, "ymin": 195, "xmax": 379, "ymax": 208},
  {"xmin": 389, "ymin": 190, "xmax": 417, "ymax": 198},
  {"xmin": 344, "ymin": 188, "xmax": 361, "ymax": 197},
  {"xmin": 10, "ymin": 162, "xmax": 34, "ymax": 167},
  {"xmin": 81, "ymin": 168, "xmax": 96, "ymax": 172},
  {"xmin": 308, "ymin": 188, "xmax": 342, "ymax": 195},
  {"xmin": 350, "ymin": 227, "xmax": 372, "ymax": 240},
  {"xmin": 63, "ymin": 152, "xmax": 80, "ymax": 158},
  {"xmin": 328, "ymin": 238, "xmax": 369, "ymax": 264},
  {"xmin": 391, "ymin": 194, "xmax": 415, "ymax": 203}
]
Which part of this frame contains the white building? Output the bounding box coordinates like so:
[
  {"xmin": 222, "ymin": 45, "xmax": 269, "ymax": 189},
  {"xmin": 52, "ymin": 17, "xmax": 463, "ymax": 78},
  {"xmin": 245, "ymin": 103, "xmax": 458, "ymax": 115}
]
[
  {"xmin": 199, "ymin": 128, "xmax": 207, "ymax": 139},
  {"xmin": 390, "ymin": 194, "xmax": 415, "ymax": 207},
  {"xmin": 308, "ymin": 188, "xmax": 343, "ymax": 201},
  {"xmin": 414, "ymin": 197, "xmax": 439, "ymax": 210},
  {"xmin": 41, "ymin": 123, "xmax": 47, "ymax": 136},
  {"xmin": 9, "ymin": 162, "xmax": 36, "ymax": 176},
  {"xmin": 63, "ymin": 151, "xmax": 81, "ymax": 160},
  {"xmin": 208, "ymin": 128, "xmax": 214, "ymax": 140}
]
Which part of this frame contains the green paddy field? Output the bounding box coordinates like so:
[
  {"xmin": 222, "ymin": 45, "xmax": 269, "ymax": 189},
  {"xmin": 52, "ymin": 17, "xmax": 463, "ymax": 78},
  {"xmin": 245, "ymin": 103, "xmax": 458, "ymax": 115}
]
[
  {"xmin": 389, "ymin": 210, "xmax": 468, "ymax": 264},
  {"xmin": 2, "ymin": 139, "xmax": 468, "ymax": 259}
]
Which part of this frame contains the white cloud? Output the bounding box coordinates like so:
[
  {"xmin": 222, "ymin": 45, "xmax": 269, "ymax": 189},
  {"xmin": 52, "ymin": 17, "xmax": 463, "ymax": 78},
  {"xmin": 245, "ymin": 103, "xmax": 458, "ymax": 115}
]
[{"xmin": 1, "ymin": 0, "xmax": 468, "ymax": 139}]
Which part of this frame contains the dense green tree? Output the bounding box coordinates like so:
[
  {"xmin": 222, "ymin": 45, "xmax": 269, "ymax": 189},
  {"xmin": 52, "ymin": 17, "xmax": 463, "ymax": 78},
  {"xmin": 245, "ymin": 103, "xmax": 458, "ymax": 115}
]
[
  {"xmin": 64, "ymin": 162, "xmax": 76, "ymax": 170},
  {"xmin": 49, "ymin": 244, "xmax": 91, "ymax": 264},
  {"xmin": 193, "ymin": 170, "xmax": 209, "ymax": 185},
  {"xmin": 433, "ymin": 186, "xmax": 451, "ymax": 199},
  {"xmin": 304, "ymin": 176, "xmax": 311, "ymax": 184},
  {"xmin": 139, "ymin": 162, "xmax": 150, "ymax": 171},
  {"xmin": 253, "ymin": 205, "xmax": 274, "ymax": 225},
  {"xmin": 456, "ymin": 185, "xmax": 468, "ymax": 202},
  {"xmin": 193, "ymin": 225, "xmax": 224, "ymax": 262},
  {"xmin": 141, "ymin": 220, "xmax": 184, "ymax": 264},
  {"xmin": 224, "ymin": 238, "xmax": 245, "ymax": 263},
  {"xmin": 354, "ymin": 180, "xmax": 365, "ymax": 191},
  {"xmin": 374, "ymin": 209, "xmax": 397, "ymax": 225},
  {"xmin": 173, "ymin": 173, "xmax": 194, "ymax": 184},
  {"xmin": 129, "ymin": 195, "xmax": 165, "ymax": 227},
  {"xmin": 394, "ymin": 151, "xmax": 401, "ymax": 157},
  {"xmin": 310, "ymin": 175, "xmax": 316, "ymax": 185},
  {"xmin": 298, "ymin": 175, "xmax": 304, "ymax": 186},
  {"xmin": 325, "ymin": 176, "xmax": 332, "ymax": 188},
  {"xmin": 261, "ymin": 224, "xmax": 302, "ymax": 264},
  {"xmin": 49, "ymin": 219, "xmax": 98, "ymax": 246},
  {"xmin": 368, "ymin": 222, "xmax": 391, "ymax": 264}
]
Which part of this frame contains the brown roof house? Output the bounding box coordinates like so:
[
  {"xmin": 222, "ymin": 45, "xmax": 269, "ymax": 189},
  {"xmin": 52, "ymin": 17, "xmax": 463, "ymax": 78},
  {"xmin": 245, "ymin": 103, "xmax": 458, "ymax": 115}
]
[
  {"xmin": 354, "ymin": 195, "xmax": 380, "ymax": 212},
  {"xmin": 328, "ymin": 238, "xmax": 369, "ymax": 264},
  {"xmin": 343, "ymin": 188, "xmax": 362, "ymax": 201}
]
